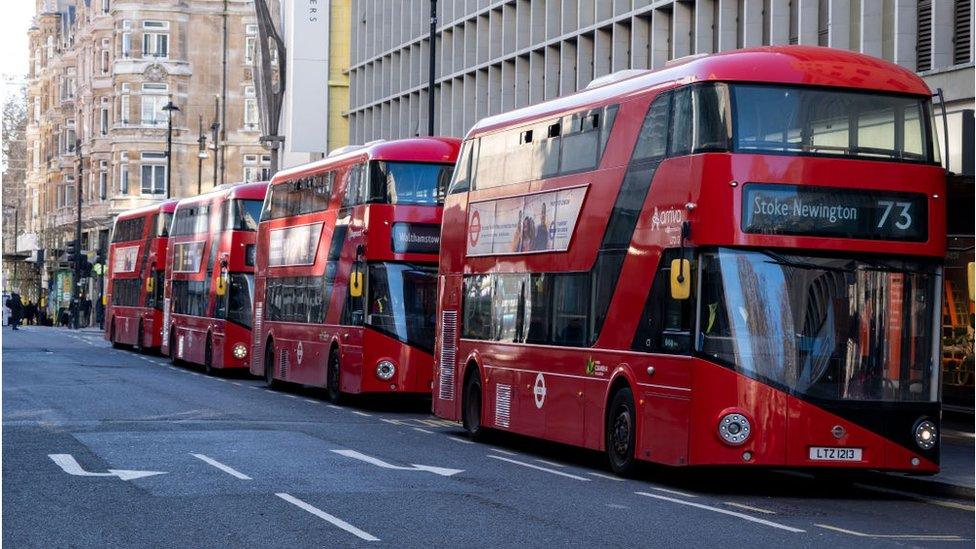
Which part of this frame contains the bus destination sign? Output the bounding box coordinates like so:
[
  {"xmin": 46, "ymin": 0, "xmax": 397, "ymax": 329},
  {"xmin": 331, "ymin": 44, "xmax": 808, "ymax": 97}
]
[
  {"xmin": 391, "ymin": 223, "xmax": 440, "ymax": 254},
  {"xmin": 742, "ymin": 183, "xmax": 927, "ymax": 242}
]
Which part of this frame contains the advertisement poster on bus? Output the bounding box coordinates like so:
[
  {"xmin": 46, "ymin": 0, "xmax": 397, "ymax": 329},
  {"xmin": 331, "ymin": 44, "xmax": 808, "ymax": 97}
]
[
  {"xmin": 111, "ymin": 245, "xmax": 140, "ymax": 273},
  {"xmin": 172, "ymin": 241, "xmax": 206, "ymax": 273},
  {"xmin": 269, "ymin": 222, "xmax": 323, "ymax": 266},
  {"xmin": 466, "ymin": 186, "xmax": 586, "ymax": 256}
]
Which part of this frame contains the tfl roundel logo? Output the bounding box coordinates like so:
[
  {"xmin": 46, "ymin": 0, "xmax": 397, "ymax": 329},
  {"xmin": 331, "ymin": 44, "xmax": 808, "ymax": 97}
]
[{"xmin": 468, "ymin": 210, "xmax": 482, "ymax": 247}]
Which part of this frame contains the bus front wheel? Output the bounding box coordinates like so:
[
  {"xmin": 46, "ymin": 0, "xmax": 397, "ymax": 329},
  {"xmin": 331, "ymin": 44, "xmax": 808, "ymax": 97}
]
[
  {"xmin": 135, "ymin": 321, "xmax": 146, "ymax": 354},
  {"xmin": 203, "ymin": 336, "xmax": 214, "ymax": 376},
  {"xmin": 606, "ymin": 386, "xmax": 638, "ymax": 476},
  {"xmin": 169, "ymin": 332, "xmax": 179, "ymax": 365},
  {"xmin": 264, "ymin": 340, "xmax": 277, "ymax": 388},
  {"xmin": 110, "ymin": 320, "xmax": 123, "ymax": 349},
  {"xmin": 326, "ymin": 349, "xmax": 344, "ymax": 405},
  {"xmin": 462, "ymin": 368, "xmax": 484, "ymax": 441}
]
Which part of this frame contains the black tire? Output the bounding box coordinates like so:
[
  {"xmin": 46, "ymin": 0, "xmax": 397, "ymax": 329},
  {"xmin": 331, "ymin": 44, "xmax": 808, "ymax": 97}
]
[
  {"xmin": 110, "ymin": 321, "xmax": 123, "ymax": 349},
  {"xmin": 263, "ymin": 340, "xmax": 276, "ymax": 388},
  {"xmin": 606, "ymin": 387, "xmax": 638, "ymax": 476},
  {"xmin": 135, "ymin": 321, "xmax": 146, "ymax": 354},
  {"xmin": 462, "ymin": 369, "xmax": 484, "ymax": 441},
  {"xmin": 326, "ymin": 348, "xmax": 344, "ymax": 404},
  {"xmin": 169, "ymin": 332, "xmax": 179, "ymax": 365},
  {"xmin": 203, "ymin": 336, "xmax": 214, "ymax": 376}
]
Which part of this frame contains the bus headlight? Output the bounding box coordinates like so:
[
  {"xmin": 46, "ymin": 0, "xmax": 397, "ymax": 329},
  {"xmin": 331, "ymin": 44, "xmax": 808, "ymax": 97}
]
[
  {"xmin": 718, "ymin": 413, "xmax": 751, "ymax": 446},
  {"xmin": 376, "ymin": 360, "xmax": 396, "ymax": 381},
  {"xmin": 914, "ymin": 419, "xmax": 937, "ymax": 450},
  {"xmin": 232, "ymin": 343, "xmax": 248, "ymax": 360}
]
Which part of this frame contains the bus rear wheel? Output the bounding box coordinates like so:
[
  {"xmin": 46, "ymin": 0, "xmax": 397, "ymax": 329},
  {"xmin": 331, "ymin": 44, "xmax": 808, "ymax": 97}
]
[
  {"xmin": 263, "ymin": 340, "xmax": 277, "ymax": 388},
  {"xmin": 110, "ymin": 321, "xmax": 123, "ymax": 349},
  {"xmin": 462, "ymin": 370, "xmax": 483, "ymax": 441},
  {"xmin": 135, "ymin": 321, "xmax": 146, "ymax": 354},
  {"xmin": 606, "ymin": 387, "xmax": 638, "ymax": 476},
  {"xmin": 169, "ymin": 332, "xmax": 179, "ymax": 365},
  {"xmin": 203, "ymin": 336, "xmax": 214, "ymax": 376},
  {"xmin": 326, "ymin": 349, "xmax": 344, "ymax": 405}
]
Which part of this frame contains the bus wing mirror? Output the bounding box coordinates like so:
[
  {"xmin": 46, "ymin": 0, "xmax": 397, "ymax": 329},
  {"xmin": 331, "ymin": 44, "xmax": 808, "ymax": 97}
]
[
  {"xmin": 350, "ymin": 269, "xmax": 364, "ymax": 298},
  {"xmin": 670, "ymin": 259, "xmax": 691, "ymax": 300}
]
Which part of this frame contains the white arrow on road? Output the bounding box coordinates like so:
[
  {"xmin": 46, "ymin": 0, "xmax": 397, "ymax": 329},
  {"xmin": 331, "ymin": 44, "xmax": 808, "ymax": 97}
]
[
  {"xmin": 48, "ymin": 454, "xmax": 167, "ymax": 481},
  {"xmin": 331, "ymin": 449, "xmax": 463, "ymax": 477}
]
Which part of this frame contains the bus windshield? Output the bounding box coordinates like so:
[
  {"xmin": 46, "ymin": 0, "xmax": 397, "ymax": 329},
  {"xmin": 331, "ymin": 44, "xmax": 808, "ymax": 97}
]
[
  {"xmin": 732, "ymin": 84, "xmax": 934, "ymax": 163},
  {"xmin": 226, "ymin": 273, "xmax": 253, "ymax": 328},
  {"xmin": 370, "ymin": 161, "xmax": 453, "ymax": 205},
  {"xmin": 699, "ymin": 248, "xmax": 938, "ymax": 402},
  {"xmin": 157, "ymin": 212, "xmax": 173, "ymax": 237},
  {"xmin": 226, "ymin": 199, "xmax": 263, "ymax": 231},
  {"xmin": 367, "ymin": 262, "xmax": 438, "ymax": 352}
]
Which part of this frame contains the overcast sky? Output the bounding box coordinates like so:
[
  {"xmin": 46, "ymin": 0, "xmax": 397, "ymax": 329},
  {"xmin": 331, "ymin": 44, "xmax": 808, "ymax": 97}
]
[{"xmin": 1, "ymin": 1, "xmax": 36, "ymax": 99}]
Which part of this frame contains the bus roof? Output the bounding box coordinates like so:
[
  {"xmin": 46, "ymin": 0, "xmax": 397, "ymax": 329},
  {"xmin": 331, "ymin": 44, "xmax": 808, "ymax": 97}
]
[
  {"xmin": 468, "ymin": 45, "xmax": 933, "ymax": 137},
  {"xmin": 270, "ymin": 137, "xmax": 461, "ymax": 185},
  {"xmin": 115, "ymin": 199, "xmax": 178, "ymax": 221},
  {"xmin": 174, "ymin": 181, "xmax": 268, "ymax": 209}
]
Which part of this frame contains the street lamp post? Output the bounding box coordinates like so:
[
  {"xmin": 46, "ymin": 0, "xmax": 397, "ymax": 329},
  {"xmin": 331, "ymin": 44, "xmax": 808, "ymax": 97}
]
[
  {"xmin": 73, "ymin": 139, "xmax": 83, "ymax": 330},
  {"xmin": 428, "ymin": 0, "xmax": 437, "ymax": 136},
  {"xmin": 197, "ymin": 115, "xmax": 208, "ymax": 195},
  {"xmin": 210, "ymin": 96, "xmax": 220, "ymax": 189},
  {"xmin": 162, "ymin": 99, "xmax": 180, "ymax": 199}
]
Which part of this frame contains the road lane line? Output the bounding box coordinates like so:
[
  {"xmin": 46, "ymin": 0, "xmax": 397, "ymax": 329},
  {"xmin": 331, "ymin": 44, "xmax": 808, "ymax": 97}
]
[
  {"xmin": 814, "ymin": 524, "xmax": 962, "ymax": 541},
  {"xmin": 488, "ymin": 448, "xmax": 518, "ymax": 456},
  {"xmin": 413, "ymin": 427, "xmax": 433, "ymax": 434},
  {"xmin": 248, "ymin": 386, "xmax": 260, "ymax": 390},
  {"xmin": 190, "ymin": 454, "xmax": 252, "ymax": 480},
  {"xmin": 587, "ymin": 472, "xmax": 626, "ymax": 482},
  {"xmin": 487, "ymin": 455, "xmax": 590, "ymax": 481},
  {"xmin": 231, "ymin": 382, "xmax": 243, "ymax": 387},
  {"xmin": 327, "ymin": 404, "xmax": 341, "ymax": 409},
  {"xmin": 380, "ymin": 418, "xmax": 406, "ymax": 425},
  {"xmin": 276, "ymin": 493, "xmax": 379, "ymax": 542},
  {"xmin": 283, "ymin": 394, "xmax": 299, "ymax": 399},
  {"xmin": 635, "ymin": 492, "xmax": 805, "ymax": 533},
  {"xmin": 723, "ymin": 502, "xmax": 776, "ymax": 515},
  {"xmin": 648, "ymin": 486, "xmax": 698, "ymax": 498},
  {"xmin": 534, "ymin": 458, "xmax": 565, "ymax": 468},
  {"xmin": 351, "ymin": 411, "xmax": 372, "ymax": 417},
  {"xmin": 303, "ymin": 398, "xmax": 319, "ymax": 404},
  {"xmin": 449, "ymin": 436, "xmax": 474, "ymax": 445},
  {"xmin": 852, "ymin": 483, "xmax": 976, "ymax": 512}
]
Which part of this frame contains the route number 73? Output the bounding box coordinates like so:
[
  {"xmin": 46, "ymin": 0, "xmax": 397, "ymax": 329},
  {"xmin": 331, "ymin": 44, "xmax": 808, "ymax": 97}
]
[{"xmin": 876, "ymin": 200, "xmax": 913, "ymax": 230}]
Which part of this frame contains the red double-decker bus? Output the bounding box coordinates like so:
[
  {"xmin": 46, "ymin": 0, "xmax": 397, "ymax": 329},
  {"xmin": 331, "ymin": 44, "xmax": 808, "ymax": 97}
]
[
  {"xmin": 105, "ymin": 199, "xmax": 177, "ymax": 351},
  {"xmin": 161, "ymin": 181, "xmax": 268, "ymax": 374},
  {"xmin": 251, "ymin": 137, "xmax": 459, "ymax": 402},
  {"xmin": 433, "ymin": 46, "xmax": 946, "ymax": 476}
]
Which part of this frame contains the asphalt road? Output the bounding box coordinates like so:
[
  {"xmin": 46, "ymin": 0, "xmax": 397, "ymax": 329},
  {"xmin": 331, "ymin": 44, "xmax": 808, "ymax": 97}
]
[{"xmin": 3, "ymin": 326, "xmax": 973, "ymax": 548}]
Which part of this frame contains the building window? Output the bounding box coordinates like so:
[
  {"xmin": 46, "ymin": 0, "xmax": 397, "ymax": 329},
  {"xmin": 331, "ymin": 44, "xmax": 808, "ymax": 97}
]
[
  {"xmin": 102, "ymin": 0, "xmax": 110, "ymax": 13},
  {"xmin": 955, "ymin": 0, "xmax": 973, "ymax": 65},
  {"xmin": 243, "ymin": 154, "xmax": 271, "ymax": 182},
  {"xmin": 245, "ymin": 24, "xmax": 258, "ymax": 64},
  {"xmin": 99, "ymin": 161, "xmax": 108, "ymax": 200},
  {"xmin": 33, "ymin": 97, "xmax": 40, "ymax": 122},
  {"xmin": 121, "ymin": 20, "xmax": 132, "ymax": 58},
  {"xmin": 140, "ymin": 84, "xmax": 169, "ymax": 127},
  {"xmin": 101, "ymin": 50, "xmax": 110, "ymax": 74},
  {"xmin": 100, "ymin": 107, "xmax": 109, "ymax": 135},
  {"xmin": 64, "ymin": 119, "xmax": 77, "ymax": 154},
  {"xmin": 33, "ymin": 141, "xmax": 40, "ymax": 170},
  {"xmin": 119, "ymin": 151, "xmax": 129, "ymax": 194},
  {"xmin": 140, "ymin": 152, "xmax": 167, "ymax": 195},
  {"xmin": 142, "ymin": 21, "xmax": 170, "ymax": 58},
  {"xmin": 244, "ymin": 98, "xmax": 259, "ymax": 130}
]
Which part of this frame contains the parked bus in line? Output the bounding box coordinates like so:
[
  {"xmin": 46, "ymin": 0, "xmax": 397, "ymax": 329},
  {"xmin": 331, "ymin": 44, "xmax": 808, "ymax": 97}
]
[
  {"xmin": 432, "ymin": 46, "xmax": 946, "ymax": 475},
  {"xmin": 161, "ymin": 181, "xmax": 268, "ymax": 374},
  {"xmin": 105, "ymin": 199, "xmax": 177, "ymax": 351},
  {"xmin": 251, "ymin": 137, "xmax": 459, "ymax": 402}
]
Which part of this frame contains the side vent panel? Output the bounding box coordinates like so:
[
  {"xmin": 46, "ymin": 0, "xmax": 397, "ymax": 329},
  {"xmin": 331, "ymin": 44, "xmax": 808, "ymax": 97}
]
[{"xmin": 438, "ymin": 310, "xmax": 458, "ymax": 401}]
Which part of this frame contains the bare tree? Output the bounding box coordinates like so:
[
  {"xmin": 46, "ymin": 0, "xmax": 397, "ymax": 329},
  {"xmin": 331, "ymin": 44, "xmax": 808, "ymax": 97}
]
[{"xmin": 2, "ymin": 81, "xmax": 28, "ymax": 254}]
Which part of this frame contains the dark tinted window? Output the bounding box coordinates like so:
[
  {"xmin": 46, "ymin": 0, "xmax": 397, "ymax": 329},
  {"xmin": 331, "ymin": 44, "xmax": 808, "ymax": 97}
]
[
  {"xmin": 170, "ymin": 279, "xmax": 209, "ymax": 317},
  {"xmin": 170, "ymin": 205, "xmax": 211, "ymax": 236},
  {"xmin": 264, "ymin": 275, "xmax": 328, "ymax": 324},
  {"xmin": 371, "ymin": 161, "xmax": 453, "ymax": 205},
  {"xmin": 226, "ymin": 274, "xmax": 254, "ymax": 328},
  {"xmin": 156, "ymin": 212, "xmax": 173, "ymax": 237},
  {"xmin": 111, "ymin": 278, "xmax": 142, "ymax": 306},
  {"xmin": 632, "ymin": 249, "xmax": 695, "ymax": 354},
  {"xmin": 262, "ymin": 173, "xmax": 334, "ymax": 220},
  {"xmin": 112, "ymin": 217, "xmax": 145, "ymax": 243},
  {"xmin": 632, "ymin": 92, "xmax": 671, "ymax": 162},
  {"xmin": 342, "ymin": 164, "xmax": 367, "ymax": 208},
  {"xmin": 224, "ymin": 199, "xmax": 263, "ymax": 231}
]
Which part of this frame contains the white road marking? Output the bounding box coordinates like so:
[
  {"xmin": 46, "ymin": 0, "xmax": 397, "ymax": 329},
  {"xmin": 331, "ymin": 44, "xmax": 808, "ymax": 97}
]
[
  {"xmin": 487, "ymin": 455, "xmax": 590, "ymax": 481},
  {"xmin": 332, "ymin": 449, "xmax": 463, "ymax": 477},
  {"xmin": 48, "ymin": 454, "xmax": 166, "ymax": 481},
  {"xmin": 351, "ymin": 411, "xmax": 372, "ymax": 417},
  {"xmin": 248, "ymin": 386, "xmax": 260, "ymax": 390},
  {"xmin": 853, "ymin": 483, "xmax": 976, "ymax": 512},
  {"xmin": 276, "ymin": 493, "xmax": 379, "ymax": 542},
  {"xmin": 587, "ymin": 472, "xmax": 626, "ymax": 482},
  {"xmin": 534, "ymin": 458, "xmax": 565, "ymax": 468},
  {"xmin": 723, "ymin": 502, "xmax": 777, "ymax": 515},
  {"xmin": 283, "ymin": 394, "xmax": 299, "ymax": 399},
  {"xmin": 449, "ymin": 436, "xmax": 475, "ymax": 445},
  {"xmin": 380, "ymin": 418, "xmax": 406, "ymax": 425},
  {"xmin": 648, "ymin": 486, "xmax": 698, "ymax": 498},
  {"xmin": 231, "ymin": 382, "xmax": 243, "ymax": 387},
  {"xmin": 327, "ymin": 404, "xmax": 341, "ymax": 409},
  {"xmin": 190, "ymin": 453, "xmax": 252, "ymax": 480},
  {"xmin": 413, "ymin": 427, "xmax": 433, "ymax": 434},
  {"xmin": 815, "ymin": 524, "xmax": 963, "ymax": 541},
  {"xmin": 303, "ymin": 398, "xmax": 319, "ymax": 404},
  {"xmin": 635, "ymin": 492, "xmax": 805, "ymax": 533},
  {"xmin": 488, "ymin": 448, "xmax": 518, "ymax": 456}
]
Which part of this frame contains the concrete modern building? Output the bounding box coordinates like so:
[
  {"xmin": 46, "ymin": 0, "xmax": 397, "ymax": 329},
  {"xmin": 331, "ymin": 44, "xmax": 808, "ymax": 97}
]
[
  {"xmin": 22, "ymin": 0, "xmax": 268, "ymax": 318},
  {"xmin": 347, "ymin": 0, "xmax": 974, "ymax": 405}
]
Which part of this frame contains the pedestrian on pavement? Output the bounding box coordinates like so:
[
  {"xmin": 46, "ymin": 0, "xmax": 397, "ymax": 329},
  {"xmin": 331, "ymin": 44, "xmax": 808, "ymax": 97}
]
[
  {"xmin": 81, "ymin": 298, "xmax": 92, "ymax": 328},
  {"xmin": 24, "ymin": 301, "xmax": 36, "ymax": 325},
  {"xmin": 6, "ymin": 293, "xmax": 24, "ymax": 330}
]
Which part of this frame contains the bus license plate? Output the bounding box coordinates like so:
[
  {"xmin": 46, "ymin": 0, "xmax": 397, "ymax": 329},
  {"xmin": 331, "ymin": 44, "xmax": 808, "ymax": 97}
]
[{"xmin": 809, "ymin": 447, "xmax": 862, "ymax": 461}]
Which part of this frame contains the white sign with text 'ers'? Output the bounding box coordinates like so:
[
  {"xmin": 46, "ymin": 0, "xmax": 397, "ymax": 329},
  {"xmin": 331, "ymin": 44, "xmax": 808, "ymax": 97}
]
[{"xmin": 284, "ymin": 0, "xmax": 329, "ymax": 152}]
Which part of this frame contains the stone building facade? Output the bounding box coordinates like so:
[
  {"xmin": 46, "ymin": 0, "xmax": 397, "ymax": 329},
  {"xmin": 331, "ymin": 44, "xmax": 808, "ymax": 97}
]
[{"xmin": 23, "ymin": 0, "xmax": 269, "ymax": 313}]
